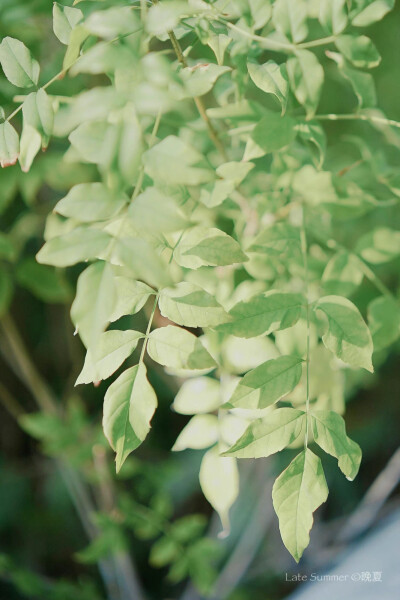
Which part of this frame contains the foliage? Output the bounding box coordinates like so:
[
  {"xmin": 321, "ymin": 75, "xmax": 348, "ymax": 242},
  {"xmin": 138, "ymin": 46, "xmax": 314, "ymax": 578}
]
[{"xmin": 0, "ymin": 0, "xmax": 400, "ymax": 595}]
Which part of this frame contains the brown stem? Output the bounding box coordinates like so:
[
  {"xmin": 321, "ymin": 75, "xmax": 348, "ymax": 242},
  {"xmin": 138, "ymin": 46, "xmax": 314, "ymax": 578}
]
[{"xmin": 167, "ymin": 30, "xmax": 228, "ymax": 160}]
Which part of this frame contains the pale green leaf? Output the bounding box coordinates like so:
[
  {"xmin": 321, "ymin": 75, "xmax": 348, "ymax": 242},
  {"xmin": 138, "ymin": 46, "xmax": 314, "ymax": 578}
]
[
  {"xmin": 0, "ymin": 37, "xmax": 39, "ymax": 88},
  {"xmin": 22, "ymin": 89, "xmax": 54, "ymax": 147},
  {"xmin": 319, "ymin": 0, "xmax": 348, "ymax": 34},
  {"xmin": 174, "ymin": 226, "xmax": 247, "ymax": 269},
  {"xmin": 287, "ymin": 50, "xmax": 324, "ymax": 118},
  {"xmin": 225, "ymin": 355, "xmax": 303, "ymax": 410},
  {"xmin": 172, "ymin": 414, "xmax": 219, "ymax": 451},
  {"xmin": 76, "ymin": 329, "xmax": 144, "ymax": 385},
  {"xmin": 116, "ymin": 238, "xmax": 172, "ymax": 289},
  {"xmin": 71, "ymin": 261, "xmax": 115, "ymax": 350},
  {"xmin": 355, "ymin": 227, "xmax": 400, "ymax": 263},
  {"xmin": 251, "ymin": 111, "xmax": 296, "ymax": 153},
  {"xmin": 247, "ymin": 60, "xmax": 288, "ymax": 113},
  {"xmin": 146, "ymin": 1, "xmax": 188, "ymax": 36},
  {"xmin": 0, "ymin": 121, "xmax": 19, "ymax": 168},
  {"xmin": 351, "ymin": 0, "xmax": 394, "ymax": 27},
  {"xmin": 223, "ymin": 408, "xmax": 305, "ymax": 458},
  {"xmin": 335, "ymin": 35, "xmax": 381, "ymax": 69},
  {"xmin": 84, "ymin": 6, "xmax": 140, "ymax": 40},
  {"xmin": 216, "ymin": 161, "xmax": 254, "ymax": 186},
  {"xmin": 172, "ymin": 376, "xmax": 221, "ymax": 415},
  {"xmin": 159, "ymin": 282, "xmax": 230, "ymax": 328},
  {"xmin": 147, "ymin": 325, "xmax": 216, "ymax": 370},
  {"xmin": 314, "ymin": 295, "xmax": 373, "ymax": 372},
  {"xmin": 110, "ymin": 277, "xmax": 155, "ymax": 323},
  {"xmin": 180, "ymin": 64, "xmax": 231, "ymax": 98},
  {"xmin": 272, "ymin": 0, "xmax": 308, "ymax": 43},
  {"xmin": 249, "ymin": 222, "xmax": 300, "ymax": 255},
  {"xmin": 199, "ymin": 446, "xmax": 239, "ymax": 537},
  {"xmin": 36, "ymin": 228, "xmax": 111, "ymax": 267},
  {"xmin": 53, "ymin": 3, "xmax": 83, "ymax": 45},
  {"xmin": 322, "ymin": 251, "xmax": 364, "ymax": 296},
  {"xmin": 272, "ymin": 449, "xmax": 328, "ymax": 562},
  {"xmin": 63, "ymin": 25, "xmax": 89, "ymax": 70},
  {"xmin": 103, "ymin": 364, "xmax": 157, "ymax": 472},
  {"xmin": 18, "ymin": 124, "xmax": 41, "ymax": 172},
  {"xmin": 207, "ymin": 34, "xmax": 232, "ymax": 66},
  {"xmin": 249, "ymin": 0, "xmax": 272, "ymax": 29},
  {"xmin": 129, "ymin": 188, "xmax": 188, "ymax": 233},
  {"xmin": 368, "ymin": 296, "xmax": 400, "ymax": 351},
  {"xmin": 311, "ymin": 410, "xmax": 362, "ymax": 480},
  {"xmin": 327, "ymin": 51, "xmax": 376, "ymax": 108},
  {"xmin": 143, "ymin": 136, "xmax": 213, "ymax": 186},
  {"xmin": 217, "ymin": 292, "xmax": 305, "ymax": 338},
  {"xmin": 55, "ymin": 183, "xmax": 127, "ymax": 222}
]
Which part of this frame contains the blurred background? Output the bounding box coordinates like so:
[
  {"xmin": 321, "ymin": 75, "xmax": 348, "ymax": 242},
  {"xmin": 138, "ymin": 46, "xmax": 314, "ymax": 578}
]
[{"xmin": 0, "ymin": 1, "xmax": 399, "ymax": 599}]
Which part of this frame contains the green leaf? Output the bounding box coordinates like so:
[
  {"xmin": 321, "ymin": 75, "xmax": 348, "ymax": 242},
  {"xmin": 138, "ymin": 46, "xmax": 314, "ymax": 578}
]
[
  {"xmin": 314, "ymin": 295, "xmax": 373, "ymax": 372},
  {"xmin": 159, "ymin": 282, "xmax": 230, "ymax": 328},
  {"xmin": 146, "ymin": 1, "xmax": 188, "ymax": 36},
  {"xmin": 311, "ymin": 410, "xmax": 362, "ymax": 480},
  {"xmin": 103, "ymin": 364, "xmax": 157, "ymax": 472},
  {"xmin": 0, "ymin": 37, "xmax": 39, "ymax": 88},
  {"xmin": 53, "ymin": 3, "xmax": 83, "ymax": 45},
  {"xmin": 18, "ymin": 124, "xmax": 41, "ymax": 172},
  {"xmin": 326, "ymin": 51, "xmax": 376, "ymax": 108},
  {"xmin": 143, "ymin": 136, "xmax": 213, "ymax": 186},
  {"xmin": 180, "ymin": 64, "xmax": 231, "ymax": 98},
  {"xmin": 272, "ymin": 0, "xmax": 308, "ymax": 43},
  {"xmin": 223, "ymin": 408, "xmax": 305, "ymax": 458},
  {"xmin": 297, "ymin": 122, "xmax": 326, "ymax": 168},
  {"xmin": 335, "ymin": 35, "xmax": 381, "ymax": 69},
  {"xmin": 174, "ymin": 227, "xmax": 248, "ymax": 269},
  {"xmin": 225, "ymin": 355, "xmax": 303, "ymax": 410},
  {"xmin": 0, "ymin": 121, "xmax": 19, "ymax": 168},
  {"xmin": 319, "ymin": 0, "xmax": 348, "ymax": 34},
  {"xmin": 129, "ymin": 188, "xmax": 188, "ymax": 233},
  {"xmin": 76, "ymin": 330, "xmax": 144, "ymax": 385},
  {"xmin": 22, "ymin": 89, "xmax": 54, "ymax": 148},
  {"xmin": 272, "ymin": 449, "xmax": 328, "ymax": 562},
  {"xmin": 251, "ymin": 111, "xmax": 296, "ymax": 153},
  {"xmin": 216, "ymin": 161, "xmax": 254, "ymax": 186},
  {"xmin": 116, "ymin": 238, "xmax": 172, "ymax": 289},
  {"xmin": 84, "ymin": 6, "xmax": 140, "ymax": 40},
  {"xmin": 249, "ymin": 0, "xmax": 272, "ymax": 29},
  {"xmin": 71, "ymin": 261, "xmax": 115, "ymax": 350},
  {"xmin": 147, "ymin": 325, "xmax": 216, "ymax": 370},
  {"xmin": 355, "ymin": 227, "xmax": 400, "ymax": 263},
  {"xmin": 368, "ymin": 296, "xmax": 400, "ymax": 351},
  {"xmin": 199, "ymin": 446, "xmax": 239, "ymax": 537},
  {"xmin": 63, "ymin": 25, "xmax": 89, "ymax": 70},
  {"xmin": 149, "ymin": 537, "xmax": 180, "ymax": 568},
  {"xmin": 217, "ymin": 292, "xmax": 305, "ymax": 338},
  {"xmin": 110, "ymin": 277, "xmax": 155, "ymax": 323},
  {"xmin": 351, "ymin": 0, "xmax": 394, "ymax": 27},
  {"xmin": 322, "ymin": 251, "xmax": 364, "ymax": 296},
  {"xmin": 172, "ymin": 414, "xmax": 219, "ymax": 451},
  {"xmin": 172, "ymin": 376, "xmax": 221, "ymax": 415},
  {"xmin": 55, "ymin": 183, "xmax": 127, "ymax": 222},
  {"xmin": 287, "ymin": 50, "xmax": 324, "ymax": 118},
  {"xmin": 36, "ymin": 228, "xmax": 111, "ymax": 267},
  {"xmin": 247, "ymin": 61, "xmax": 288, "ymax": 113},
  {"xmin": 249, "ymin": 222, "xmax": 300, "ymax": 255},
  {"xmin": 207, "ymin": 34, "xmax": 232, "ymax": 66}
]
